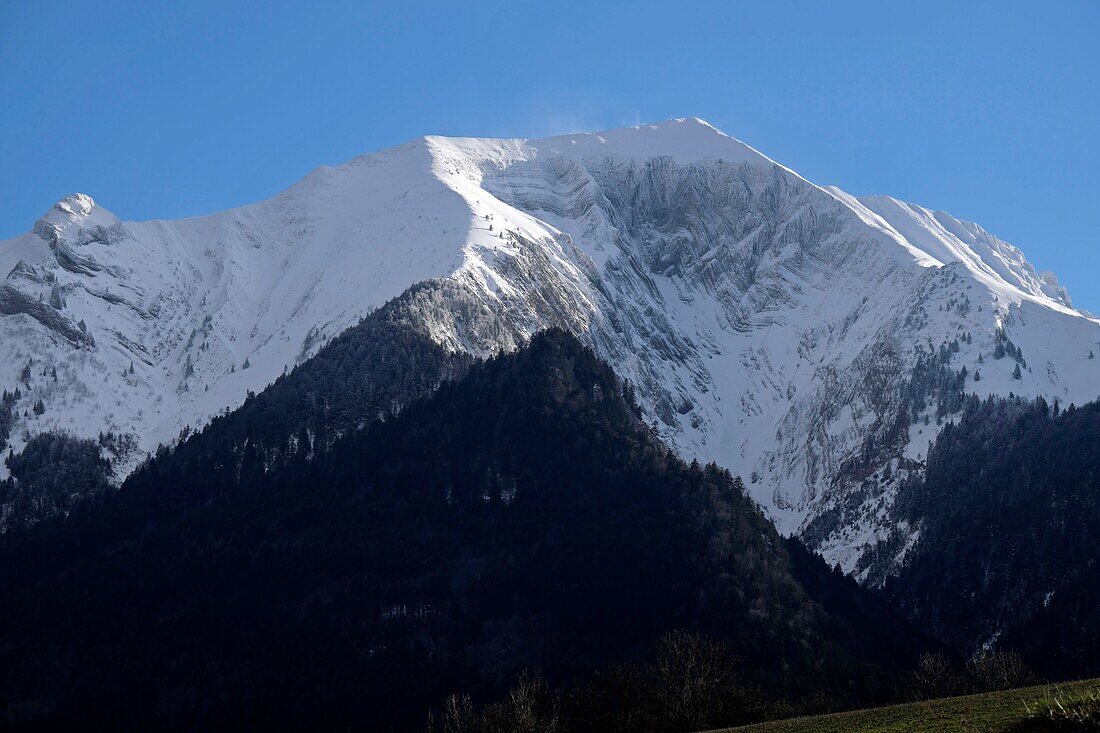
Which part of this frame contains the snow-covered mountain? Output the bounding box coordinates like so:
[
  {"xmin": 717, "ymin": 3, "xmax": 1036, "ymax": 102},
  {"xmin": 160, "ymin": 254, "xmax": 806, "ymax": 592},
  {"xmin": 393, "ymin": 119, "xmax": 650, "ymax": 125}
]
[{"xmin": 3, "ymin": 118, "xmax": 1098, "ymax": 572}]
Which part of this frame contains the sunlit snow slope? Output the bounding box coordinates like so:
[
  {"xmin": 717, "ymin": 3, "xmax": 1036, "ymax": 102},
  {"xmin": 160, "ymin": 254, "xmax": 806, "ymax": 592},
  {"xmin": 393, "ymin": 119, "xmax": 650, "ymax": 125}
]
[{"xmin": 3, "ymin": 118, "xmax": 1097, "ymax": 572}]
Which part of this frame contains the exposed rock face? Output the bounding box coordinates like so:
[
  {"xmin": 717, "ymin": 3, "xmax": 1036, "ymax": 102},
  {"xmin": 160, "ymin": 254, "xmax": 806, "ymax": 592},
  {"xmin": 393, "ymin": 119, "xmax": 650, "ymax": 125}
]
[
  {"xmin": 3, "ymin": 120, "xmax": 1098, "ymax": 574},
  {"xmin": 0, "ymin": 284, "xmax": 93, "ymax": 347}
]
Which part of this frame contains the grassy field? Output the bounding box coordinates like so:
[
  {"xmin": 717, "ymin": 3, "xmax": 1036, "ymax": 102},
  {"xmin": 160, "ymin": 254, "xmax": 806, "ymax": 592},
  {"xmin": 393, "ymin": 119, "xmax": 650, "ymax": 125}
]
[{"xmin": 710, "ymin": 678, "xmax": 1100, "ymax": 733}]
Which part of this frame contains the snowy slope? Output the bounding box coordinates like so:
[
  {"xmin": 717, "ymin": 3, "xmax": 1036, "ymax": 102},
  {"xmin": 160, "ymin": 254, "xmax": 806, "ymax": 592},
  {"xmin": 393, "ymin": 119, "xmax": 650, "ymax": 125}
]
[
  {"xmin": 3, "ymin": 118, "xmax": 1098, "ymax": 573},
  {"xmin": 0, "ymin": 141, "xmax": 487, "ymax": 475}
]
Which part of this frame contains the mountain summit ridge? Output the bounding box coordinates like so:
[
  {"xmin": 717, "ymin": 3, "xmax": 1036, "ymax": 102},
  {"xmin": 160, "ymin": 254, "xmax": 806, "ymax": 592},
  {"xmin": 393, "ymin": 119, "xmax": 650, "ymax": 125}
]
[{"xmin": 3, "ymin": 118, "xmax": 1097, "ymax": 573}]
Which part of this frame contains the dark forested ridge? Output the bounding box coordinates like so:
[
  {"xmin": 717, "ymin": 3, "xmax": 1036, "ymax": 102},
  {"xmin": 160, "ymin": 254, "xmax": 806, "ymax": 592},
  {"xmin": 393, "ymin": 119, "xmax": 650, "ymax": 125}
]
[
  {"xmin": 122, "ymin": 279, "xmax": 478, "ymax": 500},
  {"xmin": 0, "ymin": 280, "xmax": 476, "ymax": 533},
  {"xmin": 0, "ymin": 329, "xmax": 925, "ymax": 731},
  {"xmin": 886, "ymin": 394, "xmax": 1100, "ymax": 677},
  {"xmin": 0, "ymin": 432, "xmax": 111, "ymax": 531}
]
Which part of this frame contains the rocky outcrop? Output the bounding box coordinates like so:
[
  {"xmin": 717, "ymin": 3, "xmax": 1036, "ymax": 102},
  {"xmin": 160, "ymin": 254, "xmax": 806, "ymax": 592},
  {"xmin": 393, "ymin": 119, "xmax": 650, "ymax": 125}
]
[{"xmin": 0, "ymin": 284, "xmax": 93, "ymax": 347}]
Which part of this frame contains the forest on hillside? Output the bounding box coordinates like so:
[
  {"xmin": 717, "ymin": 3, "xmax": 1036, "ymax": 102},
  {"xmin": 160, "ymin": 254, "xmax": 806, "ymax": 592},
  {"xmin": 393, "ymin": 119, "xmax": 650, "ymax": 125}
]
[{"xmin": 0, "ymin": 330, "xmax": 934, "ymax": 731}]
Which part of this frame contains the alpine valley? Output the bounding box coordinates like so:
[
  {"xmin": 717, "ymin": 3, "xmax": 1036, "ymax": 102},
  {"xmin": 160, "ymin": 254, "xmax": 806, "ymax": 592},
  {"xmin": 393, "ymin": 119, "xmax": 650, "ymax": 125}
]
[{"xmin": 3, "ymin": 118, "xmax": 1096, "ymax": 577}]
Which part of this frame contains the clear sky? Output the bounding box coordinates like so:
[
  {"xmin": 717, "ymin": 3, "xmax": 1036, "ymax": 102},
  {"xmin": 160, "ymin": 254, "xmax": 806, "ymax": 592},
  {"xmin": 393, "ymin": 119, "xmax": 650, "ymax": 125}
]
[{"xmin": 2, "ymin": 1, "xmax": 1098, "ymax": 308}]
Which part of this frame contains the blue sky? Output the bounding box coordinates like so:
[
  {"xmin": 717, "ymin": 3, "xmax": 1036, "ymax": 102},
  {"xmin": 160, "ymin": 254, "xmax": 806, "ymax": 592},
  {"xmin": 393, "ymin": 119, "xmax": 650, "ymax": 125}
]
[{"xmin": 2, "ymin": 1, "xmax": 1098, "ymax": 307}]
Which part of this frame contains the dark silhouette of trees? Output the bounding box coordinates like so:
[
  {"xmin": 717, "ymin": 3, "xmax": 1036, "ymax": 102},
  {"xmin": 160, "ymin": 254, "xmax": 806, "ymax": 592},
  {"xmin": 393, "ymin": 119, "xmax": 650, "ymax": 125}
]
[
  {"xmin": 888, "ymin": 394, "xmax": 1100, "ymax": 679},
  {"xmin": 0, "ymin": 330, "xmax": 925, "ymax": 731}
]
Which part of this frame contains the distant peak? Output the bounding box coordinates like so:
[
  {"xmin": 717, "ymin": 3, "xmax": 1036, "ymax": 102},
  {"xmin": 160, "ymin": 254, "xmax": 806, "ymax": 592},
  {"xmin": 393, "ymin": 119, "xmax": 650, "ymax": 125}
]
[
  {"xmin": 349, "ymin": 118, "xmax": 778, "ymax": 179},
  {"xmin": 35, "ymin": 193, "xmax": 120, "ymax": 238},
  {"xmin": 658, "ymin": 116, "xmax": 721, "ymax": 130},
  {"xmin": 528, "ymin": 116, "xmax": 776, "ymax": 167},
  {"xmin": 52, "ymin": 193, "xmax": 97, "ymax": 218}
]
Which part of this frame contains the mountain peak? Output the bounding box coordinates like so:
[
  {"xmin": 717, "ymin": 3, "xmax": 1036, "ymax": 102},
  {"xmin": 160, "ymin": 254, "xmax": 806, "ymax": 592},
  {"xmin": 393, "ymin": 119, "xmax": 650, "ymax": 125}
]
[
  {"xmin": 36, "ymin": 193, "xmax": 120, "ymax": 235},
  {"xmin": 4, "ymin": 119, "xmax": 1098, "ymax": 583},
  {"xmin": 649, "ymin": 115, "xmax": 725, "ymax": 134},
  {"xmin": 528, "ymin": 116, "xmax": 774, "ymax": 166},
  {"xmin": 52, "ymin": 192, "xmax": 97, "ymax": 218}
]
